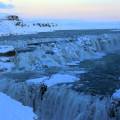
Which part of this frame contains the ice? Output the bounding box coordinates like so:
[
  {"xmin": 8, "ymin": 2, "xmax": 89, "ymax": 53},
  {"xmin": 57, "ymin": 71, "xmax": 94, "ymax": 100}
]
[
  {"xmin": 112, "ymin": 89, "xmax": 120, "ymax": 101},
  {"xmin": 0, "ymin": 92, "xmax": 36, "ymax": 120}
]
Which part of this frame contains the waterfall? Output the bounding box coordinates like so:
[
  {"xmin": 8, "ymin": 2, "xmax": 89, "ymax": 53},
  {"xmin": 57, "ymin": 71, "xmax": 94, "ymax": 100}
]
[
  {"xmin": 39, "ymin": 87, "xmax": 120, "ymax": 120},
  {"xmin": 14, "ymin": 33, "xmax": 120, "ymax": 71},
  {"xmin": 0, "ymin": 33, "xmax": 120, "ymax": 71},
  {"xmin": 1, "ymin": 77, "xmax": 120, "ymax": 120}
]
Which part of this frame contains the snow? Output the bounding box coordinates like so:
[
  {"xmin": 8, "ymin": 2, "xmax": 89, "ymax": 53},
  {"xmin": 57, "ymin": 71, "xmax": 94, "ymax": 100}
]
[
  {"xmin": 46, "ymin": 74, "xmax": 79, "ymax": 86},
  {"xmin": 0, "ymin": 92, "xmax": 36, "ymax": 120},
  {"xmin": 0, "ymin": 16, "xmax": 56, "ymax": 36},
  {"xmin": 112, "ymin": 89, "xmax": 120, "ymax": 101},
  {"xmin": 0, "ymin": 46, "xmax": 15, "ymax": 54},
  {"xmin": 0, "ymin": 14, "xmax": 120, "ymax": 36},
  {"xmin": 27, "ymin": 74, "xmax": 79, "ymax": 87},
  {"xmin": 27, "ymin": 76, "xmax": 49, "ymax": 84}
]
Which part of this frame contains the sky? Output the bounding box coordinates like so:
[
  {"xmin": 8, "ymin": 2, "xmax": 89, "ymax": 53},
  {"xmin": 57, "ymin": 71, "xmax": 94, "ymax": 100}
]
[{"xmin": 0, "ymin": 0, "xmax": 120, "ymax": 21}]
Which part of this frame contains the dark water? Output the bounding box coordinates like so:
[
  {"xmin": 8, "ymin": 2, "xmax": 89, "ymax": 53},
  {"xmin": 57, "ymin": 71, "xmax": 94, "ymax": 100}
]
[{"xmin": 71, "ymin": 53, "xmax": 120, "ymax": 95}]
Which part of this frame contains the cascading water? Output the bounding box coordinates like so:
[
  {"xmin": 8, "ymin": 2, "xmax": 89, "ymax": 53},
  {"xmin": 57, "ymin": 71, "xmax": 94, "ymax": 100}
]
[
  {"xmin": 39, "ymin": 87, "xmax": 112, "ymax": 120},
  {"xmin": 14, "ymin": 33, "xmax": 120, "ymax": 71}
]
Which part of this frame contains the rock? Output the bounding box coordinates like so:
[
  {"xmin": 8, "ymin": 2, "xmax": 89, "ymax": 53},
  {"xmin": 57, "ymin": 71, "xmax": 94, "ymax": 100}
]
[{"xmin": 7, "ymin": 15, "xmax": 19, "ymax": 21}]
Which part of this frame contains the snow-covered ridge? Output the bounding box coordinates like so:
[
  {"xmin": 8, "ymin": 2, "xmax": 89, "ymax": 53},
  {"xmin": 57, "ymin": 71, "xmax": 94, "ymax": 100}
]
[{"xmin": 0, "ymin": 15, "xmax": 58, "ymax": 36}]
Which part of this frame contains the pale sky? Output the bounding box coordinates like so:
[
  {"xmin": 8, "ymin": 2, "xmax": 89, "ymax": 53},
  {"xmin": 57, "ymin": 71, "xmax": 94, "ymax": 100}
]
[{"xmin": 0, "ymin": 0, "xmax": 120, "ymax": 21}]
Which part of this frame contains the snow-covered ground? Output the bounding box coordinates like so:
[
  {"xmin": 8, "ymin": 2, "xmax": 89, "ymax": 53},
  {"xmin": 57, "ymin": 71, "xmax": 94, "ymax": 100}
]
[
  {"xmin": 0, "ymin": 15, "xmax": 57, "ymax": 36},
  {"xmin": 0, "ymin": 92, "xmax": 36, "ymax": 120},
  {"xmin": 27, "ymin": 74, "xmax": 79, "ymax": 87}
]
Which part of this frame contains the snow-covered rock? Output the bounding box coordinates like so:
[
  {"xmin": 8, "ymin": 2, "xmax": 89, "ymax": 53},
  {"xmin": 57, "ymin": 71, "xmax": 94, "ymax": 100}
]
[
  {"xmin": 0, "ymin": 45, "xmax": 16, "ymax": 56},
  {"xmin": 0, "ymin": 92, "xmax": 36, "ymax": 120}
]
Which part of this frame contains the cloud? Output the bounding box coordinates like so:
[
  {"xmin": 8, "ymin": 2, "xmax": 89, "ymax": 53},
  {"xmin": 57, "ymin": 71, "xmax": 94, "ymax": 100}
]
[{"xmin": 0, "ymin": 2, "xmax": 14, "ymax": 9}]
